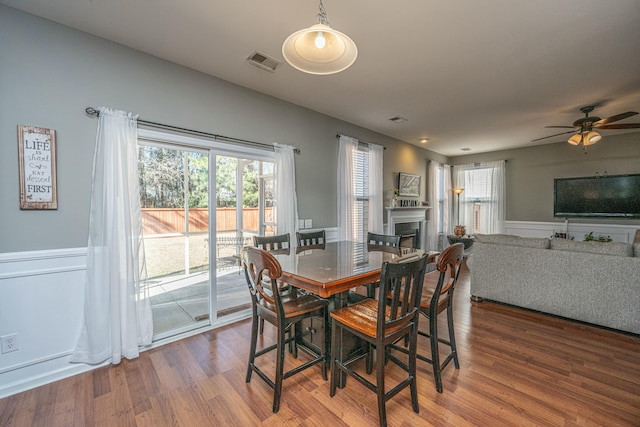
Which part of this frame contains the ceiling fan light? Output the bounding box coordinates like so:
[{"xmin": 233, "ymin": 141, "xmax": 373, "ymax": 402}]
[
  {"xmin": 567, "ymin": 134, "xmax": 582, "ymax": 145},
  {"xmin": 584, "ymin": 131, "xmax": 601, "ymax": 146}
]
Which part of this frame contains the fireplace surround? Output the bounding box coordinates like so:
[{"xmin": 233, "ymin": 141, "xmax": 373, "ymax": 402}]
[{"xmin": 385, "ymin": 206, "xmax": 430, "ymax": 250}]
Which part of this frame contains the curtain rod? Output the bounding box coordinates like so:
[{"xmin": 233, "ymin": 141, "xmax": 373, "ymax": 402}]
[
  {"xmin": 336, "ymin": 134, "xmax": 386, "ymax": 149},
  {"xmin": 85, "ymin": 107, "xmax": 300, "ymax": 154}
]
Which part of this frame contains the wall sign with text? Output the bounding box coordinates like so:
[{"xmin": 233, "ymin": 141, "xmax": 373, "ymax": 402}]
[{"xmin": 18, "ymin": 125, "xmax": 58, "ymax": 210}]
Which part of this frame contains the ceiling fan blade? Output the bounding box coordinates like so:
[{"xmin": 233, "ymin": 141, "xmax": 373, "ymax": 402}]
[
  {"xmin": 531, "ymin": 130, "xmax": 576, "ymax": 142},
  {"xmin": 593, "ymin": 111, "xmax": 638, "ymax": 126},
  {"xmin": 545, "ymin": 125, "xmax": 575, "ymax": 129},
  {"xmin": 597, "ymin": 123, "xmax": 640, "ymax": 129}
]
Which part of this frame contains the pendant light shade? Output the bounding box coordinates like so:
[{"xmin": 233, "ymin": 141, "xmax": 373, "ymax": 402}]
[{"xmin": 282, "ymin": 1, "xmax": 357, "ymax": 75}]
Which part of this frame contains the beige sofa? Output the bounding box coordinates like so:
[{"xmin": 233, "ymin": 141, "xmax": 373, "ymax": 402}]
[{"xmin": 469, "ymin": 234, "xmax": 640, "ymax": 335}]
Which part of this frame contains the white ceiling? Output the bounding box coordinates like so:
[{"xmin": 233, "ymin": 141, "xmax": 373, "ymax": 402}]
[{"xmin": 3, "ymin": 0, "xmax": 640, "ymax": 156}]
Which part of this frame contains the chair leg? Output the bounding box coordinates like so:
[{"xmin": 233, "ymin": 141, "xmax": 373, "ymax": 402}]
[
  {"xmin": 376, "ymin": 344, "xmax": 387, "ymax": 427},
  {"xmin": 322, "ymin": 309, "xmax": 330, "ymax": 381},
  {"xmin": 329, "ymin": 321, "xmax": 339, "ymax": 397},
  {"xmin": 246, "ymin": 313, "xmax": 259, "ymax": 383},
  {"xmin": 447, "ymin": 305, "xmax": 460, "ymax": 369},
  {"xmin": 409, "ymin": 327, "xmax": 420, "ymax": 413},
  {"xmin": 259, "ymin": 316, "xmax": 265, "ymax": 334},
  {"xmin": 273, "ymin": 324, "xmax": 286, "ymax": 413},
  {"xmin": 430, "ymin": 315, "xmax": 443, "ymax": 393}
]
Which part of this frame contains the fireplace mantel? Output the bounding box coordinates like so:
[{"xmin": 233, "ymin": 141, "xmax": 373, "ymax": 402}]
[{"xmin": 385, "ymin": 206, "xmax": 431, "ymax": 249}]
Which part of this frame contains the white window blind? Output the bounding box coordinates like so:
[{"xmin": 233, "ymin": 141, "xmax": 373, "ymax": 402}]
[{"xmin": 353, "ymin": 145, "xmax": 369, "ymax": 243}]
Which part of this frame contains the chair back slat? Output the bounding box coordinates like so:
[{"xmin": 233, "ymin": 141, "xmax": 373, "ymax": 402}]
[{"xmin": 378, "ymin": 253, "xmax": 428, "ymax": 337}]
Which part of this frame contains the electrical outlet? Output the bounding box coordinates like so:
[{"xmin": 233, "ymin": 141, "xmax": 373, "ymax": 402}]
[{"xmin": 1, "ymin": 333, "xmax": 19, "ymax": 353}]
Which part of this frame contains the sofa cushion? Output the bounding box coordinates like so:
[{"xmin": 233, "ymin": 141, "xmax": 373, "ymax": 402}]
[
  {"xmin": 550, "ymin": 238, "xmax": 633, "ymax": 257},
  {"xmin": 474, "ymin": 234, "xmax": 550, "ymax": 249}
]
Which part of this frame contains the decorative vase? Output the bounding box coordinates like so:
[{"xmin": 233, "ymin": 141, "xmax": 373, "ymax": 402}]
[
  {"xmin": 391, "ymin": 197, "xmax": 397, "ymax": 207},
  {"xmin": 454, "ymin": 225, "xmax": 466, "ymax": 237}
]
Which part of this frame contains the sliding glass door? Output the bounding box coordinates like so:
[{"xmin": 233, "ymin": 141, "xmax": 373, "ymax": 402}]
[
  {"xmin": 138, "ymin": 144, "xmax": 211, "ymax": 338},
  {"xmin": 137, "ymin": 131, "xmax": 275, "ymax": 339}
]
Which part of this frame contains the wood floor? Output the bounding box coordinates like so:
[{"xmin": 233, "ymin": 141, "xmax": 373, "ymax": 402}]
[{"xmin": 1, "ymin": 265, "xmax": 639, "ymax": 426}]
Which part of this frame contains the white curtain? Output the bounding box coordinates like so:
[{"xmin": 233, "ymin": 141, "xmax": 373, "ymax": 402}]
[
  {"xmin": 72, "ymin": 107, "xmax": 152, "ymax": 365},
  {"xmin": 453, "ymin": 160, "xmax": 505, "ymax": 234},
  {"xmin": 427, "ymin": 161, "xmax": 451, "ymax": 250},
  {"xmin": 368, "ymin": 143, "xmax": 384, "ymax": 234},
  {"xmin": 274, "ymin": 143, "xmax": 299, "ymax": 238},
  {"xmin": 337, "ymin": 135, "xmax": 357, "ymax": 241}
]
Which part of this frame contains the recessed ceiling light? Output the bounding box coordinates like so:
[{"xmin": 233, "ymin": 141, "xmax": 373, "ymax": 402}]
[
  {"xmin": 420, "ymin": 138, "xmax": 428, "ymax": 144},
  {"xmin": 460, "ymin": 147, "xmax": 472, "ymax": 152}
]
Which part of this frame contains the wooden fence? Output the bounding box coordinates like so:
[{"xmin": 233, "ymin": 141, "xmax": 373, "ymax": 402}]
[{"xmin": 141, "ymin": 207, "xmax": 272, "ymax": 235}]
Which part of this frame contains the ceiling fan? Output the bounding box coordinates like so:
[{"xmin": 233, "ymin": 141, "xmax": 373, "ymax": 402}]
[{"xmin": 532, "ymin": 106, "xmax": 640, "ymax": 147}]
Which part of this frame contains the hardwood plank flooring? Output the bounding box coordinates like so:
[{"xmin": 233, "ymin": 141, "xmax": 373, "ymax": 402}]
[{"xmin": 1, "ymin": 265, "xmax": 639, "ymax": 426}]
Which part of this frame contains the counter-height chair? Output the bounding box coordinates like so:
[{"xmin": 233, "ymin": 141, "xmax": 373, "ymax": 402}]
[
  {"xmin": 390, "ymin": 242, "xmax": 464, "ymax": 393},
  {"xmin": 253, "ymin": 233, "xmax": 291, "ymax": 254},
  {"xmin": 296, "ymin": 230, "xmax": 326, "ymax": 252},
  {"xmin": 241, "ymin": 246, "xmax": 329, "ymax": 413},
  {"xmin": 366, "ymin": 232, "xmax": 401, "ymax": 252},
  {"xmin": 253, "ymin": 233, "xmax": 292, "ymax": 334},
  {"xmin": 356, "ymin": 232, "xmax": 402, "ymax": 300},
  {"xmin": 329, "ymin": 253, "xmax": 428, "ymax": 427}
]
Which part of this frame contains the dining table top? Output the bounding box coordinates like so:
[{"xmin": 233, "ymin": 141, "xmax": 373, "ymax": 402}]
[{"xmin": 273, "ymin": 240, "xmax": 438, "ymax": 298}]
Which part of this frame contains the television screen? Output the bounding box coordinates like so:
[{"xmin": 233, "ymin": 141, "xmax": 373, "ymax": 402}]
[{"xmin": 554, "ymin": 174, "xmax": 640, "ymax": 218}]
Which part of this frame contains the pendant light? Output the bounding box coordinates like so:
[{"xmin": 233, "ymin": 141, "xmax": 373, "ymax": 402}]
[{"xmin": 282, "ymin": 0, "xmax": 358, "ymax": 75}]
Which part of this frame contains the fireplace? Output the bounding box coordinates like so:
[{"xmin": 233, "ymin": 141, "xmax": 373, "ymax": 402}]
[
  {"xmin": 395, "ymin": 222, "xmax": 419, "ymax": 248},
  {"xmin": 385, "ymin": 206, "xmax": 430, "ymax": 250}
]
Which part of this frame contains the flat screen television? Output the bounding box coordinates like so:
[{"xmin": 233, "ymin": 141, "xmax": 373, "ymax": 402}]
[{"xmin": 554, "ymin": 174, "xmax": 640, "ymax": 218}]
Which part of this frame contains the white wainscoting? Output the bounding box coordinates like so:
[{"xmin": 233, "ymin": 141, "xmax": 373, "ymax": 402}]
[
  {"xmin": 0, "ymin": 248, "xmax": 103, "ymax": 398},
  {"xmin": 504, "ymin": 221, "xmax": 639, "ymax": 243},
  {"xmin": 0, "ymin": 229, "xmax": 345, "ymax": 398}
]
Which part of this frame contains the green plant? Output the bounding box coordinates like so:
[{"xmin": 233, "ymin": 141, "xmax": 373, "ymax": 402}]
[{"xmin": 584, "ymin": 231, "xmax": 612, "ymax": 242}]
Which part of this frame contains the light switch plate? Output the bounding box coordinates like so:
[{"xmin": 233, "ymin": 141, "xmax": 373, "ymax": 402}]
[
  {"xmin": 298, "ymin": 219, "xmax": 305, "ymax": 229},
  {"xmin": 304, "ymin": 219, "xmax": 312, "ymax": 229}
]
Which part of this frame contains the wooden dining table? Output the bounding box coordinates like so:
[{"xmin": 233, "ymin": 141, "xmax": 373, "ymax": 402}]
[
  {"xmin": 274, "ymin": 240, "xmax": 437, "ymax": 302},
  {"xmin": 273, "ymin": 240, "xmax": 438, "ymax": 386}
]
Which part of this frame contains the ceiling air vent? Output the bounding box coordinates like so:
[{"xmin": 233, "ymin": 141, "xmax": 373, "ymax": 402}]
[
  {"xmin": 389, "ymin": 116, "xmax": 408, "ymax": 123},
  {"xmin": 247, "ymin": 51, "xmax": 281, "ymax": 72}
]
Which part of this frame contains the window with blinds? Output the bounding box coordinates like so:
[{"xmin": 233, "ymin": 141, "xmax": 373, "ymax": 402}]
[
  {"xmin": 352, "ymin": 145, "xmax": 369, "ymax": 243},
  {"xmin": 461, "ymin": 167, "xmax": 494, "ymax": 234}
]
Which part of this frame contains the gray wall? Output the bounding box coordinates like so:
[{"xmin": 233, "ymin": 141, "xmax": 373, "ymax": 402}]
[
  {"xmin": 2, "ymin": 6, "xmax": 638, "ymax": 254},
  {"xmin": 0, "ymin": 6, "xmax": 443, "ymax": 253},
  {"xmin": 450, "ymin": 131, "xmax": 640, "ymax": 225}
]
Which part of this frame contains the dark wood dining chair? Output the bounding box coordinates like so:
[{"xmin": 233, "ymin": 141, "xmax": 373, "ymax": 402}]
[
  {"xmin": 241, "ymin": 246, "xmax": 329, "ymax": 413},
  {"xmin": 329, "ymin": 253, "xmax": 429, "ymax": 427},
  {"xmin": 366, "ymin": 232, "xmax": 401, "ymax": 252},
  {"xmin": 253, "ymin": 233, "xmax": 293, "ymax": 334},
  {"xmin": 296, "ymin": 230, "xmax": 326, "ymax": 252},
  {"xmin": 357, "ymin": 232, "xmax": 402, "ymax": 300},
  {"xmin": 390, "ymin": 242, "xmax": 464, "ymax": 393},
  {"xmin": 253, "ymin": 233, "xmax": 291, "ymax": 254}
]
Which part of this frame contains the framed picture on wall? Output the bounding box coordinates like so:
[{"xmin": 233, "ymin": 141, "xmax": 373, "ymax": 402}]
[
  {"xmin": 398, "ymin": 172, "xmax": 420, "ymax": 197},
  {"xmin": 17, "ymin": 125, "xmax": 58, "ymax": 210}
]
